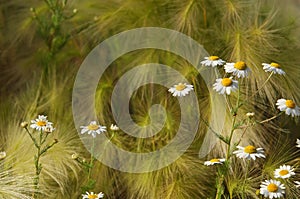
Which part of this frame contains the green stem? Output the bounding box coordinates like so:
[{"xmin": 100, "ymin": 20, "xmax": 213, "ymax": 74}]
[{"xmin": 87, "ymin": 139, "xmax": 95, "ymax": 182}]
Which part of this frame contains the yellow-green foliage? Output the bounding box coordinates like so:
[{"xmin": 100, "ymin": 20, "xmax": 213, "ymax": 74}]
[{"xmin": 0, "ymin": 0, "xmax": 300, "ymax": 198}]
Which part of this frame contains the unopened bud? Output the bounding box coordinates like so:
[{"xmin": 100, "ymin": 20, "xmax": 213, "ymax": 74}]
[
  {"xmin": 246, "ymin": 112, "xmax": 255, "ymax": 118},
  {"xmin": 21, "ymin": 122, "xmax": 28, "ymax": 128},
  {"xmin": 71, "ymin": 153, "xmax": 78, "ymax": 160},
  {"xmin": 0, "ymin": 151, "xmax": 6, "ymax": 160}
]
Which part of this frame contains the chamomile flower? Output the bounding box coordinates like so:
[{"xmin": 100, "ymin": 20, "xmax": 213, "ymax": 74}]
[
  {"xmin": 200, "ymin": 56, "xmax": 225, "ymax": 67},
  {"xmin": 0, "ymin": 151, "xmax": 6, "ymax": 160},
  {"xmin": 168, "ymin": 83, "xmax": 193, "ymax": 97},
  {"xmin": 296, "ymin": 139, "xmax": 300, "ymax": 148},
  {"xmin": 260, "ymin": 179, "xmax": 285, "ymax": 199},
  {"xmin": 262, "ymin": 62, "xmax": 285, "ymax": 75},
  {"xmin": 294, "ymin": 181, "xmax": 300, "ymax": 188},
  {"xmin": 213, "ymin": 77, "xmax": 238, "ymax": 95},
  {"xmin": 30, "ymin": 115, "xmax": 53, "ymax": 131},
  {"xmin": 80, "ymin": 121, "xmax": 107, "ymax": 138},
  {"xmin": 82, "ymin": 191, "xmax": 104, "ymax": 199},
  {"xmin": 274, "ymin": 165, "xmax": 295, "ymax": 179},
  {"xmin": 276, "ymin": 99, "xmax": 300, "ymax": 117},
  {"xmin": 233, "ymin": 145, "xmax": 265, "ymax": 160},
  {"xmin": 224, "ymin": 61, "xmax": 251, "ymax": 78},
  {"xmin": 204, "ymin": 158, "xmax": 225, "ymax": 166}
]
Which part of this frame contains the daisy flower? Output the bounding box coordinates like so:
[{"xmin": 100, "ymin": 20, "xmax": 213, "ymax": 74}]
[
  {"xmin": 262, "ymin": 62, "xmax": 285, "ymax": 75},
  {"xmin": 168, "ymin": 83, "xmax": 193, "ymax": 97},
  {"xmin": 260, "ymin": 179, "xmax": 285, "ymax": 199},
  {"xmin": 233, "ymin": 145, "xmax": 265, "ymax": 160},
  {"xmin": 30, "ymin": 115, "xmax": 53, "ymax": 131},
  {"xmin": 224, "ymin": 61, "xmax": 251, "ymax": 78},
  {"xmin": 82, "ymin": 191, "xmax": 104, "ymax": 199},
  {"xmin": 200, "ymin": 56, "xmax": 225, "ymax": 67},
  {"xmin": 296, "ymin": 139, "xmax": 300, "ymax": 148},
  {"xmin": 213, "ymin": 77, "xmax": 238, "ymax": 95},
  {"xmin": 294, "ymin": 181, "xmax": 300, "ymax": 188},
  {"xmin": 110, "ymin": 124, "xmax": 119, "ymax": 131},
  {"xmin": 0, "ymin": 151, "xmax": 6, "ymax": 160},
  {"xmin": 276, "ymin": 99, "xmax": 300, "ymax": 117},
  {"xmin": 80, "ymin": 121, "xmax": 107, "ymax": 138},
  {"xmin": 204, "ymin": 158, "xmax": 225, "ymax": 166},
  {"xmin": 274, "ymin": 165, "xmax": 295, "ymax": 179}
]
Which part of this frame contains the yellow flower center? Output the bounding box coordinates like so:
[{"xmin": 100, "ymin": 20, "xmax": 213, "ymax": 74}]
[
  {"xmin": 209, "ymin": 56, "xmax": 219, "ymax": 61},
  {"xmin": 267, "ymin": 183, "xmax": 278, "ymax": 192},
  {"xmin": 37, "ymin": 121, "xmax": 46, "ymax": 127},
  {"xmin": 285, "ymin": 100, "xmax": 296, "ymax": 108},
  {"xmin": 88, "ymin": 124, "xmax": 99, "ymax": 130},
  {"xmin": 221, "ymin": 78, "xmax": 233, "ymax": 87},
  {"xmin": 244, "ymin": 145, "xmax": 256, "ymax": 154},
  {"xmin": 175, "ymin": 83, "xmax": 186, "ymax": 91},
  {"xmin": 270, "ymin": 62, "xmax": 280, "ymax": 68},
  {"xmin": 234, "ymin": 61, "xmax": 247, "ymax": 70},
  {"xmin": 88, "ymin": 194, "xmax": 98, "ymax": 199},
  {"xmin": 279, "ymin": 170, "xmax": 289, "ymax": 176},
  {"xmin": 210, "ymin": 159, "xmax": 220, "ymax": 163}
]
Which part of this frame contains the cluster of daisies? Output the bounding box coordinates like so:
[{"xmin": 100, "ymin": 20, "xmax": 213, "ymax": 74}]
[
  {"xmin": 168, "ymin": 56, "xmax": 300, "ymax": 117},
  {"xmin": 80, "ymin": 122, "xmax": 119, "ymax": 138},
  {"xmin": 77, "ymin": 121, "xmax": 120, "ymax": 199},
  {"xmin": 205, "ymin": 142, "xmax": 300, "ymax": 198},
  {"xmin": 27, "ymin": 114, "xmax": 55, "ymax": 133}
]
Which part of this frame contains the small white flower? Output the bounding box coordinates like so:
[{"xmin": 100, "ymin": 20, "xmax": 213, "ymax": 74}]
[
  {"xmin": 296, "ymin": 139, "xmax": 300, "ymax": 148},
  {"xmin": 262, "ymin": 62, "xmax": 285, "ymax": 75},
  {"xmin": 80, "ymin": 121, "xmax": 106, "ymax": 138},
  {"xmin": 276, "ymin": 99, "xmax": 300, "ymax": 117},
  {"xmin": 44, "ymin": 124, "xmax": 55, "ymax": 133},
  {"xmin": 168, "ymin": 83, "xmax": 193, "ymax": 97},
  {"xmin": 30, "ymin": 115, "xmax": 53, "ymax": 131},
  {"xmin": 274, "ymin": 165, "xmax": 295, "ymax": 179},
  {"xmin": 260, "ymin": 179, "xmax": 285, "ymax": 199},
  {"xmin": 224, "ymin": 61, "xmax": 251, "ymax": 78},
  {"xmin": 204, "ymin": 158, "xmax": 225, "ymax": 166},
  {"xmin": 233, "ymin": 145, "xmax": 265, "ymax": 160},
  {"xmin": 213, "ymin": 77, "xmax": 238, "ymax": 95},
  {"xmin": 294, "ymin": 181, "xmax": 300, "ymax": 188},
  {"xmin": 82, "ymin": 191, "xmax": 104, "ymax": 199},
  {"xmin": 0, "ymin": 151, "xmax": 6, "ymax": 160},
  {"xmin": 110, "ymin": 124, "xmax": 119, "ymax": 131},
  {"xmin": 200, "ymin": 56, "xmax": 225, "ymax": 67}
]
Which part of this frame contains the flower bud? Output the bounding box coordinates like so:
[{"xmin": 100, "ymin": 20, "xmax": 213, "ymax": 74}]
[
  {"xmin": 110, "ymin": 124, "xmax": 119, "ymax": 131},
  {"xmin": 246, "ymin": 112, "xmax": 255, "ymax": 118},
  {"xmin": 21, "ymin": 122, "xmax": 28, "ymax": 128},
  {"xmin": 71, "ymin": 153, "xmax": 78, "ymax": 160},
  {"xmin": 0, "ymin": 151, "xmax": 6, "ymax": 160}
]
